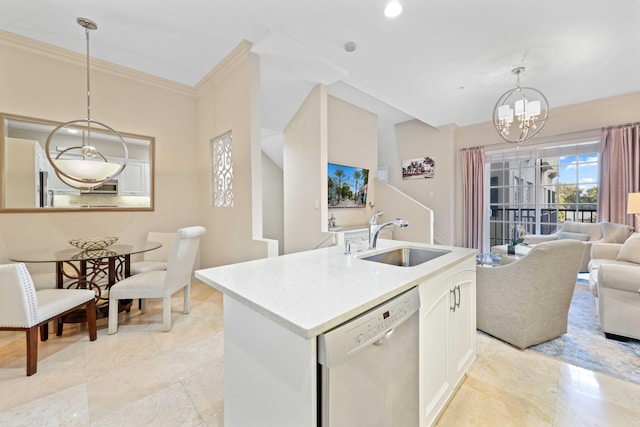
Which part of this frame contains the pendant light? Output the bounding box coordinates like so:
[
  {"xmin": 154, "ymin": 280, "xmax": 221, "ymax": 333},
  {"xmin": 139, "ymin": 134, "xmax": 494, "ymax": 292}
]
[
  {"xmin": 45, "ymin": 17, "xmax": 127, "ymax": 190},
  {"xmin": 493, "ymin": 67, "xmax": 549, "ymax": 145}
]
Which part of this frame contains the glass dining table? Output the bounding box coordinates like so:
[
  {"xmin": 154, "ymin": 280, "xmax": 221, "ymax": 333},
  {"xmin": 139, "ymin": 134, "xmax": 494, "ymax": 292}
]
[{"xmin": 10, "ymin": 241, "xmax": 162, "ymax": 334}]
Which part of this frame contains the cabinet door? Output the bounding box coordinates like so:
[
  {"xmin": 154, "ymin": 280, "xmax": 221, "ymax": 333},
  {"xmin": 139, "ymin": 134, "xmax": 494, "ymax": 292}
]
[
  {"xmin": 448, "ymin": 270, "xmax": 476, "ymax": 387},
  {"xmin": 419, "ymin": 284, "xmax": 452, "ymax": 427},
  {"xmin": 119, "ymin": 162, "xmax": 148, "ymax": 195}
]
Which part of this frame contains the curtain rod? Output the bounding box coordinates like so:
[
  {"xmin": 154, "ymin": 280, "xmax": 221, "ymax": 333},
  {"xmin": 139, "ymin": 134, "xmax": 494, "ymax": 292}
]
[
  {"xmin": 459, "ymin": 120, "xmax": 639, "ymax": 152},
  {"xmin": 601, "ymin": 121, "xmax": 640, "ymax": 131}
]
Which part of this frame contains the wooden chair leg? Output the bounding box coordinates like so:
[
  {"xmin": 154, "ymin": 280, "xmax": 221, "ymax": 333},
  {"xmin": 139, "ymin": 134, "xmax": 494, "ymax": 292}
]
[
  {"xmin": 40, "ymin": 322, "xmax": 49, "ymax": 341},
  {"xmin": 26, "ymin": 326, "xmax": 38, "ymax": 376},
  {"xmin": 86, "ymin": 299, "xmax": 97, "ymax": 341},
  {"xmin": 56, "ymin": 318, "xmax": 63, "ymax": 336}
]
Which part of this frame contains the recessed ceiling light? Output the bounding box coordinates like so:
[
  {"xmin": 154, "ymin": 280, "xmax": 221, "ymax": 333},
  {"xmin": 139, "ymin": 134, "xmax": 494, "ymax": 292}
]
[
  {"xmin": 344, "ymin": 41, "xmax": 357, "ymax": 52},
  {"xmin": 384, "ymin": 1, "xmax": 403, "ymax": 18}
]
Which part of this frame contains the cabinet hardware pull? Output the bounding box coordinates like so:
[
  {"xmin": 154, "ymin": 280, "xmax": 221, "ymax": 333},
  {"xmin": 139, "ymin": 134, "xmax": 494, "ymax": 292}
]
[
  {"xmin": 455, "ymin": 285, "xmax": 461, "ymax": 310},
  {"xmin": 449, "ymin": 288, "xmax": 456, "ymax": 312}
]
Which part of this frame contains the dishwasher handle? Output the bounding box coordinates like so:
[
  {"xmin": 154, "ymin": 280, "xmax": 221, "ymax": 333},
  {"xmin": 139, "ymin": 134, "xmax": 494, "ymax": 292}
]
[{"xmin": 372, "ymin": 328, "xmax": 395, "ymax": 346}]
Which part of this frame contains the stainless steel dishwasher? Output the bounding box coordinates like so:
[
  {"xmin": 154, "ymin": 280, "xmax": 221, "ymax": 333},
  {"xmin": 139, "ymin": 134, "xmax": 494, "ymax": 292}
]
[{"xmin": 318, "ymin": 287, "xmax": 420, "ymax": 427}]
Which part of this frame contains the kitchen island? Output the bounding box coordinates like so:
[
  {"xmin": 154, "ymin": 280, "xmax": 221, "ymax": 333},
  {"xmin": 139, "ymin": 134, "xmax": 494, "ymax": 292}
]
[{"xmin": 196, "ymin": 239, "xmax": 476, "ymax": 427}]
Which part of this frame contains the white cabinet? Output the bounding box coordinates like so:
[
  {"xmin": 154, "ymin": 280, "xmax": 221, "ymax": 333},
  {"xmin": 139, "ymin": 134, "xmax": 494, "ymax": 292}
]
[
  {"xmin": 118, "ymin": 161, "xmax": 149, "ymax": 195},
  {"xmin": 419, "ymin": 259, "xmax": 476, "ymax": 427}
]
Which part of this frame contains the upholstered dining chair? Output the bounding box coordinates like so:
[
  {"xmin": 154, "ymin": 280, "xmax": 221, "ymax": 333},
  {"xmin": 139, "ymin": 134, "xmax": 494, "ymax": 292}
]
[
  {"xmin": 476, "ymin": 239, "xmax": 585, "ymax": 349},
  {"xmin": 0, "ymin": 263, "xmax": 97, "ymax": 376},
  {"xmin": 108, "ymin": 226, "xmax": 206, "ymax": 334},
  {"xmin": 129, "ymin": 231, "xmax": 176, "ymax": 275},
  {"xmin": 0, "ymin": 229, "xmax": 58, "ymax": 290}
]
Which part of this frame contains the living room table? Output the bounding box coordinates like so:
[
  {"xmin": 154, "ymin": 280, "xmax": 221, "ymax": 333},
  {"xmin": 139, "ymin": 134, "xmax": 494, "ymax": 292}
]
[
  {"xmin": 476, "ymin": 252, "xmax": 525, "ymax": 267},
  {"xmin": 10, "ymin": 241, "xmax": 162, "ymax": 334}
]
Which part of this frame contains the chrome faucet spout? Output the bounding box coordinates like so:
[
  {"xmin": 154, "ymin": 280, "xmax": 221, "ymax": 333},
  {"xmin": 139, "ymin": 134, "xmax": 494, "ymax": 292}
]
[{"xmin": 368, "ymin": 214, "xmax": 409, "ymax": 249}]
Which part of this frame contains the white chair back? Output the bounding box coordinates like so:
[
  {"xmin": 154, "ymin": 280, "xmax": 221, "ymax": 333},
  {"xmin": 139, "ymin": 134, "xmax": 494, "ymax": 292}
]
[
  {"xmin": 143, "ymin": 231, "xmax": 176, "ymax": 262},
  {"xmin": 164, "ymin": 226, "xmax": 206, "ymax": 294},
  {"xmin": 0, "ymin": 263, "xmax": 38, "ymax": 328}
]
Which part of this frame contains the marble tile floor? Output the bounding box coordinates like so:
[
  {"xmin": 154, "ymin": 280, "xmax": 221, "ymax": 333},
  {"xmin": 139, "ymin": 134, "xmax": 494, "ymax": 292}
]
[{"xmin": 1, "ymin": 280, "xmax": 640, "ymax": 426}]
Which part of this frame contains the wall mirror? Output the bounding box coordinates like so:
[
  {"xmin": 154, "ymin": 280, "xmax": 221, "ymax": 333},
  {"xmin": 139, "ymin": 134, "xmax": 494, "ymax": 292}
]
[{"xmin": 0, "ymin": 113, "xmax": 154, "ymax": 212}]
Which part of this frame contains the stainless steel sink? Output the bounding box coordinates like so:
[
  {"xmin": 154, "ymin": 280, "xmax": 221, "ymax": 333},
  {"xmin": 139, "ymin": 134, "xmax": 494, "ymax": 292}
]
[{"xmin": 360, "ymin": 247, "xmax": 450, "ymax": 267}]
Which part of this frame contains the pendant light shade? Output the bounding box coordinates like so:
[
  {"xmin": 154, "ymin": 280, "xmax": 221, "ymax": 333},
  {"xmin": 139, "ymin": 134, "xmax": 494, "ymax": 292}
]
[{"xmin": 45, "ymin": 17, "xmax": 127, "ymax": 190}]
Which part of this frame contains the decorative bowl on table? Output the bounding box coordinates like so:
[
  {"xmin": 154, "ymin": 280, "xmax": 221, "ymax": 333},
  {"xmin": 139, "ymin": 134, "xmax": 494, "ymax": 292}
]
[{"xmin": 69, "ymin": 236, "xmax": 119, "ymax": 251}]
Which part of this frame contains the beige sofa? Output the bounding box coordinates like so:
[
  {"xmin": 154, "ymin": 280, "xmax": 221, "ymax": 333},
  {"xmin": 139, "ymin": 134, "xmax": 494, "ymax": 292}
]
[
  {"xmin": 492, "ymin": 221, "xmax": 633, "ymax": 273},
  {"xmin": 588, "ymin": 233, "xmax": 640, "ymax": 340}
]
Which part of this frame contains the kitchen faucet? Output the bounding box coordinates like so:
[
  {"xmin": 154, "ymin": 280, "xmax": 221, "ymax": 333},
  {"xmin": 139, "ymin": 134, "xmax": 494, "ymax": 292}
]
[{"xmin": 368, "ymin": 211, "xmax": 409, "ymax": 249}]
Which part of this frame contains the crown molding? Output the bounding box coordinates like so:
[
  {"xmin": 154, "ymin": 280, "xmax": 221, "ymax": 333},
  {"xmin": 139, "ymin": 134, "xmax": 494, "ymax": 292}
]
[
  {"xmin": 0, "ymin": 29, "xmax": 196, "ymax": 97},
  {"xmin": 193, "ymin": 40, "xmax": 253, "ymax": 97}
]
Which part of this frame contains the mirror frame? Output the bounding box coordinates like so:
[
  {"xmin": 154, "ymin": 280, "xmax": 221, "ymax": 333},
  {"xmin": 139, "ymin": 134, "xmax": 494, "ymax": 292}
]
[{"xmin": 0, "ymin": 113, "xmax": 155, "ymax": 213}]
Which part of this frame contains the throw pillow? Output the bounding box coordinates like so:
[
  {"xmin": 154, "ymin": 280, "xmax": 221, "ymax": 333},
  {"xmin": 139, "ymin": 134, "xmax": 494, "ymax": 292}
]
[
  {"xmin": 557, "ymin": 231, "xmax": 590, "ymax": 241},
  {"xmin": 616, "ymin": 234, "xmax": 640, "ymax": 264},
  {"xmin": 601, "ymin": 222, "xmax": 634, "ymax": 243}
]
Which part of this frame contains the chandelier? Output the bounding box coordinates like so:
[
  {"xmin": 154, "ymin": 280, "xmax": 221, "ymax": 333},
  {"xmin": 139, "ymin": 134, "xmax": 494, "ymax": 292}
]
[
  {"xmin": 493, "ymin": 67, "xmax": 548, "ymax": 144},
  {"xmin": 45, "ymin": 17, "xmax": 127, "ymax": 190}
]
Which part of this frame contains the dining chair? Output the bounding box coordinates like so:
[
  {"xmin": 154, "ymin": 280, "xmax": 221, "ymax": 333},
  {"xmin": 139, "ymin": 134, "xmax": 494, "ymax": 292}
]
[
  {"xmin": 108, "ymin": 226, "xmax": 206, "ymax": 334},
  {"xmin": 129, "ymin": 231, "xmax": 176, "ymax": 275},
  {"xmin": 0, "ymin": 229, "xmax": 59, "ymax": 290},
  {"xmin": 0, "ymin": 263, "xmax": 97, "ymax": 376}
]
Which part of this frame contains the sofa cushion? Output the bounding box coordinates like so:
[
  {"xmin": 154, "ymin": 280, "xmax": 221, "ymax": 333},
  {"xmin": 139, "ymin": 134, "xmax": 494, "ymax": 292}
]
[
  {"xmin": 561, "ymin": 221, "xmax": 602, "ymax": 241},
  {"xmin": 557, "ymin": 231, "xmax": 591, "ymax": 241},
  {"xmin": 601, "ymin": 222, "xmax": 634, "ymax": 243},
  {"xmin": 616, "ymin": 233, "xmax": 640, "ymax": 264}
]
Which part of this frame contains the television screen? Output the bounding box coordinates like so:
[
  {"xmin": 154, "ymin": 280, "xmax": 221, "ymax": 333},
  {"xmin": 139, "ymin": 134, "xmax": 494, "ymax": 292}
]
[{"xmin": 328, "ymin": 162, "xmax": 369, "ymax": 208}]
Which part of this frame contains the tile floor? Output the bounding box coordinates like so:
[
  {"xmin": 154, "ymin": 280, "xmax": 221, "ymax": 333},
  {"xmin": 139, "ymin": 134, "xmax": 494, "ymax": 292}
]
[{"xmin": 1, "ymin": 280, "xmax": 639, "ymax": 426}]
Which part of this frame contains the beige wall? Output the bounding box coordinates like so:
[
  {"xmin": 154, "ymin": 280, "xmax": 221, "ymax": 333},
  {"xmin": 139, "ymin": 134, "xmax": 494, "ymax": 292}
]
[
  {"xmin": 327, "ymin": 96, "xmax": 378, "ymax": 228},
  {"xmin": 262, "ymin": 152, "xmax": 284, "ymax": 255},
  {"xmin": 393, "ymin": 120, "xmax": 456, "ymax": 245},
  {"xmin": 452, "ymin": 92, "xmax": 640, "ymax": 246},
  {"xmin": 283, "ymin": 85, "xmax": 328, "ymax": 254},
  {"xmin": 195, "ymin": 45, "xmax": 272, "ymax": 266},
  {"xmin": 0, "ymin": 31, "xmax": 201, "ymax": 272}
]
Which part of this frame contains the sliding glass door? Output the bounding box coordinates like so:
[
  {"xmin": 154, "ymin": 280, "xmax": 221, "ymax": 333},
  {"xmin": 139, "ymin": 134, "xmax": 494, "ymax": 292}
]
[{"xmin": 486, "ymin": 141, "xmax": 600, "ymax": 249}]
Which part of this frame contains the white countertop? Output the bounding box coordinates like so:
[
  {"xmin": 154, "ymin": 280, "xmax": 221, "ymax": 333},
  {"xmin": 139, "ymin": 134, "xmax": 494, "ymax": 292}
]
[{"xmin": 195, "ymin": 239, "xmax": 476, "ymax": 339}]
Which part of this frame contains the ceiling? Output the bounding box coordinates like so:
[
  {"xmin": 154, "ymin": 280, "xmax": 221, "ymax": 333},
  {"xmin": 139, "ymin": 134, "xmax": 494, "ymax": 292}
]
[{"xmin": 2, "ymin": 0, "xmax": 640, "ymax": 138}]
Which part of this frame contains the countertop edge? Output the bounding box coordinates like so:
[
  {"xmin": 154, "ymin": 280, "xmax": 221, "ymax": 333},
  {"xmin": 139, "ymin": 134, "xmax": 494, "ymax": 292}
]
[{"xmin": 196, "ymin": 241, "xmax": 477, "ymax": 340}]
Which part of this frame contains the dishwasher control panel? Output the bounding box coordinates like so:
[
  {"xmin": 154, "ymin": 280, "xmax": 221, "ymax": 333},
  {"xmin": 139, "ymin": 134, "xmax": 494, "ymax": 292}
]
[{"xmin": 318, "ymin": 287, "xmax": 420, "ymax": 367}]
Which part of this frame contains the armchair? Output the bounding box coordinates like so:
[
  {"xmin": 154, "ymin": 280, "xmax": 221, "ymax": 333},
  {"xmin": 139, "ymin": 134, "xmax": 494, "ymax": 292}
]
[
  {"xmin": 0, "ymin": 263, "xmax": 97, "ymax": 376},
  {"xmin": 477, "ymin": 240, "xmax": 584, "ymax": 349}
]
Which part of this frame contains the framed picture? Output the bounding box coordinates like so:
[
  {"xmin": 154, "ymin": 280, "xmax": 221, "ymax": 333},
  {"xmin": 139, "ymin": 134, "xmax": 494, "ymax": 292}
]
[{"xmin": 402, "ymin": 157, "xmax": 435, "ymax": 180}]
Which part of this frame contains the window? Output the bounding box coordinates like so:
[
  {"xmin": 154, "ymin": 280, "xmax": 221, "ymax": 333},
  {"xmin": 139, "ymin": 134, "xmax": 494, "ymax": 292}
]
[{"xmin": 486, "ymin": 141, "xmax": 600, "ymax": 248}]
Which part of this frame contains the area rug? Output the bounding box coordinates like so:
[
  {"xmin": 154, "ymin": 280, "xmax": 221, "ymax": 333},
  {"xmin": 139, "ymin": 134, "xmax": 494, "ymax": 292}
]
[{"xmin": 527, "ymin": 279, "xmax": 640, "ymax": 385}]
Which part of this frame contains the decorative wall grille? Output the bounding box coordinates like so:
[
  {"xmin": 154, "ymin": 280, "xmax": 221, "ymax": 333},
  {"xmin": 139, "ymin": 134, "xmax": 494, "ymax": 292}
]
[{"xmin": 211, "ymin": 131, "xmax": 233, "ymax": 207}]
